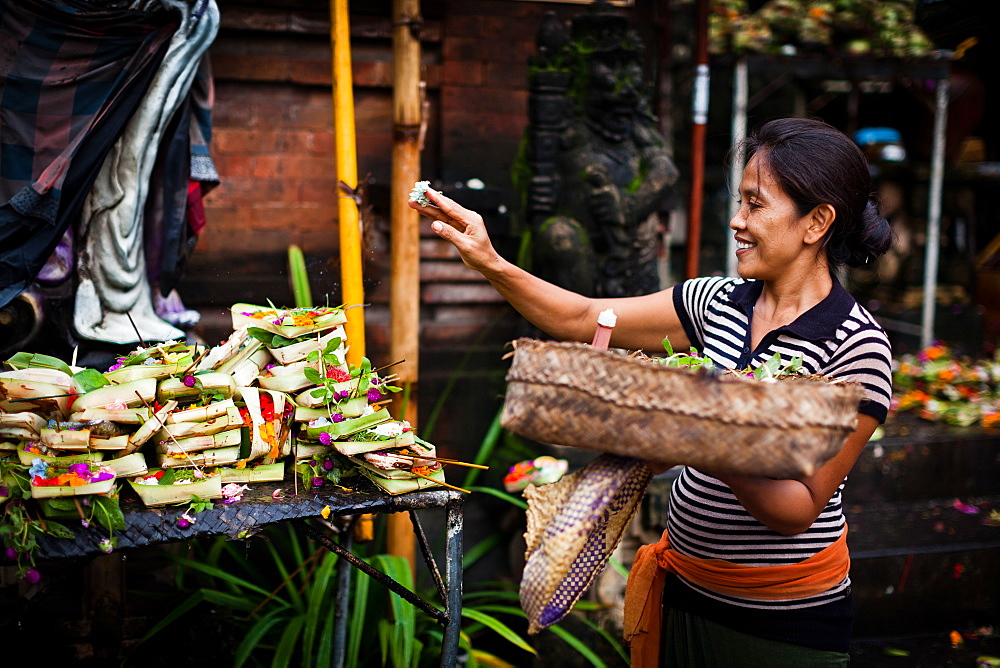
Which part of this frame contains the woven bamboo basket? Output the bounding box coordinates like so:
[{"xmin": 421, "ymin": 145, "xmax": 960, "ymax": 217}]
[{"xmin": 501, "ymin": 338, "xmax": 864, "ymax": 478}]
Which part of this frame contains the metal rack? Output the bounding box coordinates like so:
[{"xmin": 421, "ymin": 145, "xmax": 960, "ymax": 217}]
[
  {"xmin": 725, "ymin": 54, "xmax": 951, "ymax": 348},
  {"xmin": 30, "ymin": 480, "xmax": 465, "ymax": 668}
]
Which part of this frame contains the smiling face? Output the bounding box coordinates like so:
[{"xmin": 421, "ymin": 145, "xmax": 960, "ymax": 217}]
[{"xmin": 730, "ymin": 154, "xmax": 828, "ymax": 282}]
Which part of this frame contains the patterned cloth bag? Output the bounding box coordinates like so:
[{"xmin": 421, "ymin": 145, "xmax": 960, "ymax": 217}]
[{"xmin": 520, "ymin": 453, "xmax": 652, "ymax": 633}]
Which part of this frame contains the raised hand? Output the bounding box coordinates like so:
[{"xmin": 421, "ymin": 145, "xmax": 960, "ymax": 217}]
[{"xmin": 408, "ymin": 187, "xmax": 502, "ymax": 276}]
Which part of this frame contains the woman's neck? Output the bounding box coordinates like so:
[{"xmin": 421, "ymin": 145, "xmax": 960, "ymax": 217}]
[{"xmin": 750, "ymin": 267, "xmax": 833, "ymax": 349}]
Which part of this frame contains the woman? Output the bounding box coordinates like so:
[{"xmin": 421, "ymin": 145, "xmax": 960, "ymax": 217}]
[{"xmin": 410, "ymin": 117, "xmax": 893, "ymax": 667}]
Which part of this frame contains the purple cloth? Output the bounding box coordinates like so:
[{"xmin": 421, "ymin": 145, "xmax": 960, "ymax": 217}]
[{"xmin": 0, "ymin": 0, "xmax": 178, "ymax": 307}]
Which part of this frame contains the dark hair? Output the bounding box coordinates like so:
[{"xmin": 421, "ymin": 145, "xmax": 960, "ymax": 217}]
[{"xmin": 740, "ymin": 117, "xmax": 892, "ymax": 268}]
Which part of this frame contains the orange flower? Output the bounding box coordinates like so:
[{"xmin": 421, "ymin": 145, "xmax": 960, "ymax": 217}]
[{"xmin": 924, "ymin": 346, "xmax": 946, "ymax": 361}]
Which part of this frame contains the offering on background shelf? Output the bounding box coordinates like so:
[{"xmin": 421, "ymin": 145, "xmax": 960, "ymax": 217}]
[{"xmin": 892, "ymin": 343, "xmax": 1000, "ymax": 428}]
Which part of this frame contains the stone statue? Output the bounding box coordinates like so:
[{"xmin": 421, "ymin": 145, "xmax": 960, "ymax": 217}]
[{"xmin": 518, "ymin": 3, "xmax": 678, "ymax": 298}]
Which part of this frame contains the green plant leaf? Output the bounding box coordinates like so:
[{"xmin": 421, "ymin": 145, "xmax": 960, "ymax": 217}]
[
  {"xmin": 347, "ymin": 558, "xmax": 371, "ymax": 667},
  {"xmin": 246, "ymin": 327, "xmax": 277, "ymax": 346},
  {"xmin": 569, "ymin": 611, "xmax": 629, "ymax": 664},
  {"xmin": 235, "ymin": 606, "xmax": 288, "ymax": 668},
  {"xmin": 468, "ymin": 485, "xmax": 528, "ymax": 510},
  {"xmin": 460, "ymin": 607, "xmax": 537, "ymax": 655},
  {"xmin": 662, "ymin": 337, "xmax": 674, "ymax": 355},
  {"xmin": 547, "ymin": 623, "xmax": 607, "ymax": 667},
  {"xmin": 73, "ymin": 368, "xmax": 109, "ymax": 392},
  {"xmin": 373, "ymin": 554, "xmax": 416, "ymax": 668},
  {"xmin": 273, "ymin": 613, "xmax": 306, "ymax": 668},
  {"xmin": 91, "ymin": 494, "xmax": 125, "ymax": 531},
  {"xmin": 463, "ymin": 531, "xmax": 503, "ymax": 570},
  {"xmin": 200, "ymin": 588, "xmax": 259, "ymax": 612},
  {"xmin": 174, "ymin": 558, "xmax": 281, "ymax": 602},
  {"xmin": 461, "ymin": 407, "xmax": 503, "ymax": 489},
  {"xmin": 302, "ymin": 552, "xmax": 337, "ymax": 664},
  {"xmin": 134, "ymin": 589, "xmax": 207, "ymax": 646},
  {"xmin": 315, "ymin": 587, "xmax": 337, "ymax": 668},
  {"xmin": 42, "ymin": 519, "xmax": 75, "ymax": 540},
  {"xmin": 607, "ymin": 555, "xmax": 629, "ymax": 580}
]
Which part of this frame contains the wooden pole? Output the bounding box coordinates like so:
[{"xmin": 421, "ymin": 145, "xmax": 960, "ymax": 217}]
[
  {"xmin": 330, "ymin": 0, "xmax": 365, "ymax": 366},
  {"xmin": 685, "ymin": 0, "xmax": 709, "ymax": 279},
  {"xmin": 387, "ymin": 0, "xmax": 423, "ymax": 568}
]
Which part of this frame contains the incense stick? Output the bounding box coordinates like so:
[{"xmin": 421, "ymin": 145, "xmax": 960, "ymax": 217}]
[
  {"xmin": 388, "ymin": 452, "xmax": 489, "ymax": 469},
  {"xmin": 8, "ymin": 393, "xmax": 76, "ymax": 402},
  {"xmin": 412, "ymin": 471, "xmax": 470, "ymax": 494},
  {"xmin": 126, "ymin": 312, "xmax": 148, "ymax": 348}
]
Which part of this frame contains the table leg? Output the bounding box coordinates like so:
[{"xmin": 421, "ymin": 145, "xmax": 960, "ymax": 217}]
[{"xmin": 440, "ymin": 495, "xmax": 464, "ymax": 668}]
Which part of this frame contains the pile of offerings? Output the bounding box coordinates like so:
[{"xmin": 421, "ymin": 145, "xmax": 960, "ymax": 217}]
[{"xmin": 0, "ymin": 302, "xmax": 462, "ymax": 580}]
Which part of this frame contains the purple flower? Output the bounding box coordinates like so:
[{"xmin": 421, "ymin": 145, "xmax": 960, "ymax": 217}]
[
  {"xmin": 68, "ymin": 462, "xmax": 92, "ymax": 481},
  {"xmin": 80, "ymin": 520, "xmax": 90, "ymax": 529},
  {"xmin": 23, "ymin": 568, "xmax": 40, "ymax": 584},
  {"xmin": 337, "ymin": 390, "xmax": 351, "ymax": 400},
  {"xmin": 322, "ymin": 460, "xmax": 334, "ymax": 471},
  {"xmin": 331, "ymin": 414, "xmax": 344, "ymax": 423},
  {"xmin": 5, "ymin": 547, "xmax": 17, "ymax": 561},
  {"xmin": 318, "ymin": 432, "xmax": 332, "ymax": 446},
  {"xmin": 81, "ymin": 497, "xmax": 90, "ymax": 506},
  {"xmin": 367, "ymin": 389, "xmax": 383, "ymax": 402},
  {"xmin": 0, "ymin": 486, "xmax": 8, "ymax": 498},
  {"xmin": 312, "ymin": 477, "xmax": 324, "ymax": 488},
  {"xmin": 98, "ymin": 539, "xmax": 114, "ymax": 554},
  {"xmin": 182, "ymin": 375, "xmax": 197, "ymax": 387},
  {"xmin": 177, "ymin": 517, "xmax": 191, "ymax": 528}
]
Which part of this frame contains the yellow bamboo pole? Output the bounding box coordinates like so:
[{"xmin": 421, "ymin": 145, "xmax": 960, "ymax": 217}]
[
  {"xmin": 330, "ymin": 0, "xmax": 364, "ymax": 367},
  {"xmin": 387, "ymin": 0, "xmax": 423, "ymax": 569}
]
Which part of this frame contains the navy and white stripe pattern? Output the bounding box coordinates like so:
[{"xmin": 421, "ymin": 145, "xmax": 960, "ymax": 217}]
[{"xmin": 667, "ymin": 276, "xmax": 893, "ymax": 610}]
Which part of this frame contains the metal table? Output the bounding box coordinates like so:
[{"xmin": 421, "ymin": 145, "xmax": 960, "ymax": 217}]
[{"xmin": 30, "ymin": 478, "xmax": 465, "ymax": 668}]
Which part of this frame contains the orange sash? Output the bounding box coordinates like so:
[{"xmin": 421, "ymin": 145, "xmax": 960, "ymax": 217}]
[{"xmin": 622, "ymin": 527, "xmax": 850, "ymax": 667}]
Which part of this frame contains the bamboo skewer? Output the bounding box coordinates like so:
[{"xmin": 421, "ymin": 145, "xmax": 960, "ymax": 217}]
[
  {"xmin": 387, "ymin": 452, "xmax": 488, "ymax": 469},
  {"xmin": 134, "ymin": 392, "xmax": 202, "ymax": 472},
  {"xmin": 411, "ymin": 471, "xmax": 470, "ymax": 494}
]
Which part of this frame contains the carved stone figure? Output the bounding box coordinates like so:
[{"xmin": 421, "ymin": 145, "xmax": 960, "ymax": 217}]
[{"xmin": 519, "ymin": 3, "xmax": 678, "ymax": 298}]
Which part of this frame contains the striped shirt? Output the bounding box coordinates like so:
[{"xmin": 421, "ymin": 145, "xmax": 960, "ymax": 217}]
[{"xmin": 666, "ymin": 277, "xmax": 892, "ymax": 621}]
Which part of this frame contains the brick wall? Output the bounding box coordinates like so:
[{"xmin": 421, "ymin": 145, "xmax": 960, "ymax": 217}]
[{"xmin": 179, "ymin": 0, "xmax": 641, "ymax": 455}]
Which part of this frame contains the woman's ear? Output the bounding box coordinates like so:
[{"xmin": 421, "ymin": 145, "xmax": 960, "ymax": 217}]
[{"xmin": 804, "ymin": 203, "xmax": 836, "ymax": 245}]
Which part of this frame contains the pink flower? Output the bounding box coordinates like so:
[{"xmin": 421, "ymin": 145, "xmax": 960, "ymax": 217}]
[
  {"xmin": 367, "ymin": 389, "xmax": 383, "ymax": 402},
  {"xmin": 312, "ymin": 477, "xmax": 324, "ymax": 487},
  {"xmin": 318, "ymin": 432, "xmax": 332, "ymax": 445},
  {"xmin": 23, "ymin": 568, "xmax": 40, "ymax": 584},
  {"xmin": 322, "ymin": 460, "xmax": 334, "ymax": 471},
  {"xmin": 5, "ymin": 547, "xmax": 17, "ymax": 560},
  {"xmin": 331, "ymin": 414, "xmax": 344, "ymax": 423},
  {"xmin": 221, "ymin": 483, "xmax": 249, "ymax": 504},
  {"xmin": 182, "ymin": 375, "xmax": 197, "ymax": 387}
]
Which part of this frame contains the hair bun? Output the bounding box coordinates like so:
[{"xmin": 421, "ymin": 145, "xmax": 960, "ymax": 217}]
[{"xmin": 845, "ymin": 200, "xmax": 893, "ymax": 268}]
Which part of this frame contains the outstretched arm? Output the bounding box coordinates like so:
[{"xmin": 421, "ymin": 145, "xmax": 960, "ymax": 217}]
[{"xmin": 409, "ymin": 187, "xmax": 688, "ymax": 353}]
